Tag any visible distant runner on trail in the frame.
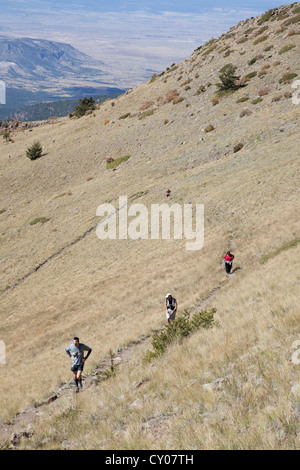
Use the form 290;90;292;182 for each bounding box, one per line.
223;251;235;274
165;293;177;323
65;337;92;393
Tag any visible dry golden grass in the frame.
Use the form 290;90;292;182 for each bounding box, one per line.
18;249;300;449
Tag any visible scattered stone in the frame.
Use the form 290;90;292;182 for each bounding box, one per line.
62;439;71;450
129;398;143;410
40;437;51;446
290;384;300;397
10;430;34;446
203;383;214;392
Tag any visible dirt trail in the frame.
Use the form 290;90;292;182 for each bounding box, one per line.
0;275;233;448
189;276;229;315
0;193;147;296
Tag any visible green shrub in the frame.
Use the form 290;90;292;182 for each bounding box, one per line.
261;238;300;264
26;141;43;160
273;6;290;21
236;96;249;103
248;58;257;66
245;71;257;79
218;45;230;54
255;26;269;35
72;97;96;118
54;193;67;199
2;131;10;142
279;73;298;84
106;155;131;169
0;442;11;450
276;15;289;22
138;109;156;120
119;113;131;120
144;309;216;361
216;64;243;93
252;97;263;104
282;14;300;27
30;217;50;225
202;44;217;56
149;74;157;83
279;44;296;54
258;9;275;25
248;54;263;66
129;190;148;200
237;37;248;44
264;45;274;52
253;35;268;45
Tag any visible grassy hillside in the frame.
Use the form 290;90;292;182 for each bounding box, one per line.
0;2;300;450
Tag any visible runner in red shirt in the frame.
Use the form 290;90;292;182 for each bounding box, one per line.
223;251;234;274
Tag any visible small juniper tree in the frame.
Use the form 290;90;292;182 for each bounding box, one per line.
26;141;43;160
3;131;10;142
217;64;242;93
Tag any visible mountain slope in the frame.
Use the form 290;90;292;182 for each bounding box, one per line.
0;2;300;450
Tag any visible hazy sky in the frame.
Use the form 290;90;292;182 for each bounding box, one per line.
0;1;287;72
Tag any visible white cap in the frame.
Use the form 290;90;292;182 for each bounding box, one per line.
165;293;172;298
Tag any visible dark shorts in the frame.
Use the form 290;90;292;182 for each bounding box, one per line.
225;262;232;273
71;363;84;372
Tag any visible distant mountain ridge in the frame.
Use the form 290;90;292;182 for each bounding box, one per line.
0;36;130;119
0;36;107;87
